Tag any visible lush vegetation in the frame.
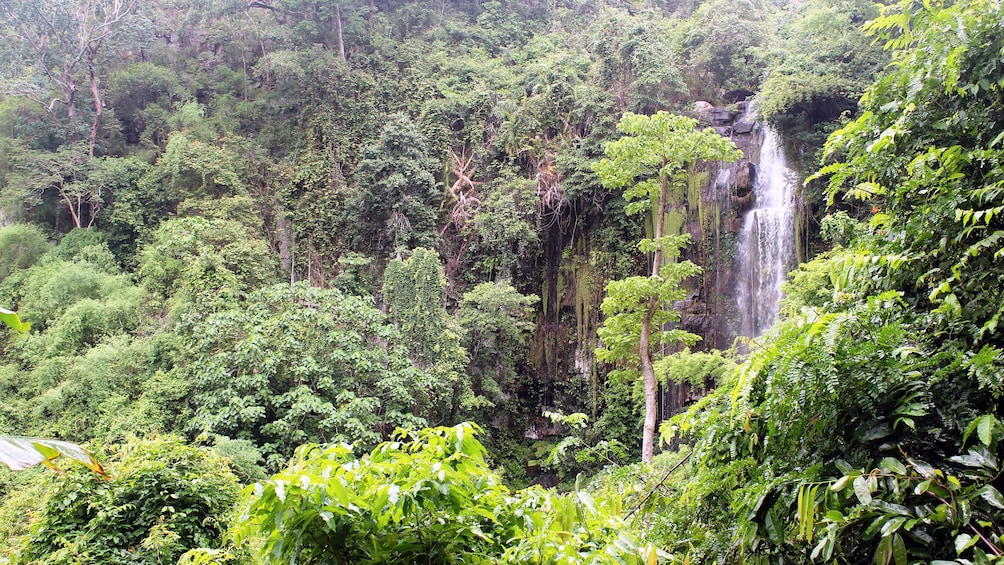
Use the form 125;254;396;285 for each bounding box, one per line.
0;0;1001;563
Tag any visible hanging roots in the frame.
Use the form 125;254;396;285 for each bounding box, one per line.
442;147;482;235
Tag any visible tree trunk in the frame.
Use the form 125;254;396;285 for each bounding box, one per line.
335;5;346;62
639;164;670;463
367;0;374;36
58;184;82;229
87;66;102;157
64;81;76;129
640;296;658;463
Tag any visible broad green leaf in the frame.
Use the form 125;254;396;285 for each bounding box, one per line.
764;508;783;545
854;476;873;505
978;415;994;446
0;307;29;333
824;510;845;523
893;533;907;565
978;485;1004;509
955;533;978;555
879;457;908;475
0;435;106;477
874;534;893;565
576;491;598;515
881;516;907;537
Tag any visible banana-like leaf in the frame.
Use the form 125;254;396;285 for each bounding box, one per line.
0;307;29;333
0;435;107;478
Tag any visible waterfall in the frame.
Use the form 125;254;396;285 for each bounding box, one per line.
735;125;797;338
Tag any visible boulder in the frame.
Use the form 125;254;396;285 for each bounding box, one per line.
735;162;756;190
711;108;733;124
733;118;756;134
694;100;715;123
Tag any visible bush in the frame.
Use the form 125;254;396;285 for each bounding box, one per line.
11;436;242;565
0;224;49;283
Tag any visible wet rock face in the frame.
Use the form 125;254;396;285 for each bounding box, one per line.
681;99;766;353
694;100;715;122
733;118;755;134
735;162;756;193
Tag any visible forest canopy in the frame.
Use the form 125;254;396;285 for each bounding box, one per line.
0;0;1002;564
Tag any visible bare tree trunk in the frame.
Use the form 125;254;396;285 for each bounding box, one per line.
367;0;374;36
335;5;346;62
58;184;82;229
639;166;670;463
87;66;101;156
640;297;658;463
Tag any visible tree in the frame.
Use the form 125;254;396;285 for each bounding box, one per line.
457;281;538;421
593;112;741;462
348;113;442;257
8;143;104;229
382;248;468;423
187;283;432;470
0;224;50;283
0;0;141;154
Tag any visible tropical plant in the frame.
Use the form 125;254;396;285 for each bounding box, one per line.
235;423;660;565
0;435;105;478
593;111;742;462
11;435;241;565
187;282;431;470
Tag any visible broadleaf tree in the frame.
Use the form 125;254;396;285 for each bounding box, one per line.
593;112;741;462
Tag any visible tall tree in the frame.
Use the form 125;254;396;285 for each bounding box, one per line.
0;0;140;155
593;112;741;462
349;113;442;257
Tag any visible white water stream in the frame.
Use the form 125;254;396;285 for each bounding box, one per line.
735;126;797;338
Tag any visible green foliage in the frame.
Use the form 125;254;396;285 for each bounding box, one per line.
87;156;159;263
383;248;468;422
0;307;29;334
10;256;137;334
187;283;431;470
383;248;454;365
588;11;687;113
0;224;49;283
106;62;186;147
596;251;702;365
4;143;99;229
681;0;767;93
235;423;659;565
654;348;736;389
811;0;1004;342
137;216;277;317
758;0;885;125
470;172;540;281
801;416;1004;564
150;131;249;202
11;436;241;565
348;113;442;256
593;112;743;219
458;281;539;420
540;411;630;483
235;423;510;564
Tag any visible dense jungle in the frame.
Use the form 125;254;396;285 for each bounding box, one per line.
0;0;1002;563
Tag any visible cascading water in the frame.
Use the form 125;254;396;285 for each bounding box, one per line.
735;125;797;338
